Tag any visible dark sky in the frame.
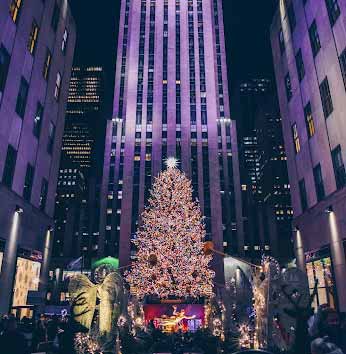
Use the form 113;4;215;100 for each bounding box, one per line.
69;0;277;100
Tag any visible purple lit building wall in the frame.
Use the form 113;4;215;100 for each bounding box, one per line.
271;0;346;310
99;0;244;282
0;0;75;313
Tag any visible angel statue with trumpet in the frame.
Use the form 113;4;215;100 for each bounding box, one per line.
68;265;129;354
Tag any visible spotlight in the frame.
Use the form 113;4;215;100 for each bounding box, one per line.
15;205;23;214
48;225;54;232
325;206;333;214
293;226;299;232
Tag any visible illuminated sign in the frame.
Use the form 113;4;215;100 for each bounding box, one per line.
144;304;205;333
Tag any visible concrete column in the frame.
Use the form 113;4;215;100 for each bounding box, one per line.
39;229;53;292
294;228;306;271
0;211;21;314
328;212;346;312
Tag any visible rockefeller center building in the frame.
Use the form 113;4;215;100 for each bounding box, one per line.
271;0;346;311
99;0;244;282
0;0;76;314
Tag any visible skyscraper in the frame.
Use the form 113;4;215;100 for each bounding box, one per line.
52;66;106;278
62;66;105;172
0;0;76;314
236;79;293;262
271;0;346;310
99;0;243;282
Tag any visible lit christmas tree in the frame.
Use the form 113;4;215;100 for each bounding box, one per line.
126;158;215;299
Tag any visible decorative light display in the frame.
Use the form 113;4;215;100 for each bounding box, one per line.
74;333;102;354
239;324;251;349
126;162;214;299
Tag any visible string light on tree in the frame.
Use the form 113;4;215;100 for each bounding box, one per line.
125;161;214;299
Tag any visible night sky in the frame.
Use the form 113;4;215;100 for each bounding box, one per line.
69;0;277;103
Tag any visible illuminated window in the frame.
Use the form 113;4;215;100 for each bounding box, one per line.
291;123;300;154
43;49;52;80
28;21;39;55
9;0;22;24
54;72;61;100
304;102;315;138
306;252;336;309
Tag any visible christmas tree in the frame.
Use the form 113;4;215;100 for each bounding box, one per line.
126;158;215;299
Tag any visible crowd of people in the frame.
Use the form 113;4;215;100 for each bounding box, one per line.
0;304;345;354
0;313;75;354
308;305;346;354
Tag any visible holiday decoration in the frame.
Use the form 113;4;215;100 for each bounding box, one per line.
69;267;128;353
126;160;214;299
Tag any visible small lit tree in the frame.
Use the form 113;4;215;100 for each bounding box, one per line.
126;158;214;299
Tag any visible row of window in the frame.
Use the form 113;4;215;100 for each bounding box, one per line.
2;145;49;210
298;144;346;211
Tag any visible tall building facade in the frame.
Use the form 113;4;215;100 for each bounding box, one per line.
0;0;76;314
271;0;346;310
236;79;293;262
100;0;244;282
62;66;105;171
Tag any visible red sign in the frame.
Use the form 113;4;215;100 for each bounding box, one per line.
143;304;205;333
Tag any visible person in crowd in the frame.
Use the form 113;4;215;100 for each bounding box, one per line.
0;316;29;354
311;336;344;354
309;305;343;348
32;316;47;352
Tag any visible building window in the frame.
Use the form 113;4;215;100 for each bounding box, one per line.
54;72;61;100
292;123;300;154
23;164;34;201
0;45;10;96
279;28;285;54
332;145;346;189
339;47;346;89
51;3;60;32
295;49;305;82
306;249;336;309
288;3;296;32
299;179;308;211
304;102;315;138
325;0;340;27
320;77;333;118
39;178;48;210
43;49;52;80
2;145;17;188
9;0;23;24
15;77;29;118
33;102;43;138
309;20;321;57
47;122;55;154
61;28;68;54
313;164;325;201
285;73;292;101
28;21;39;55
